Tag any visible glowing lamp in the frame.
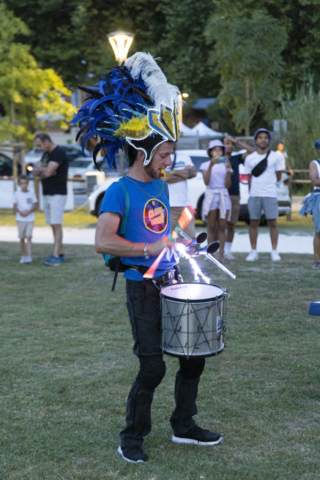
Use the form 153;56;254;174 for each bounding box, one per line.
107;31;134;64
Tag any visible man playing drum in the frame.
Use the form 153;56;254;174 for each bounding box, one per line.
72;53;222;464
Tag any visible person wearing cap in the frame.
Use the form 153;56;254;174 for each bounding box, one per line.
299;139;320;269
200;140;232;262
223;135;255;259
165;143;197;238
244;129;283;262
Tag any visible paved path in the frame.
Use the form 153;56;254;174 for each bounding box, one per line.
0;226;313;254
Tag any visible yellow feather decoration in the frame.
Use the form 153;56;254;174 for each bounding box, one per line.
114;116;151;139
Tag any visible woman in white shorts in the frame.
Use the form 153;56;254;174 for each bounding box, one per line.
200;140;232;262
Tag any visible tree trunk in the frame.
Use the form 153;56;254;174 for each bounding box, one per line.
245;78;250;136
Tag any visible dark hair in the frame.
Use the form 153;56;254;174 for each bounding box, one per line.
34;132;52;143
18;174;29;183
124;144;138;167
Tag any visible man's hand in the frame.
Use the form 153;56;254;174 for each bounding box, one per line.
224;135;237;144
148;235;176;256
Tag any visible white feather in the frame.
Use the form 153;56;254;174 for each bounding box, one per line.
125;52;180;109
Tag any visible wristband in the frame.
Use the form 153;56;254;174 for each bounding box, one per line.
144;243;149;259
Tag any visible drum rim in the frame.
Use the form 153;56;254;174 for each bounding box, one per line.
160;282;226;303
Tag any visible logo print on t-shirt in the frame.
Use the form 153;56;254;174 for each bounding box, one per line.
143;199;168;233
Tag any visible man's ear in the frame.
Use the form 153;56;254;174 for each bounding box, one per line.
136;149;146;162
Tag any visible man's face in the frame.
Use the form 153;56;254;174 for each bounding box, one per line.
35;138;50;153
255;132;270;150
223;138;234;153
145;142;174;179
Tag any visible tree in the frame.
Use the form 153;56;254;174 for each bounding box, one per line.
205;11;287;135
0;4;76;146
5;0;218;97
280;85;320;170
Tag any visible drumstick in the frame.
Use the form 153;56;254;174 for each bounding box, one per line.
177;207;193;231
143;209;192;279
143;247;168;279
206;253;236;279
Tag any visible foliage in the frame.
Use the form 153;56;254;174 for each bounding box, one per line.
0;4;76;146
4;0;218;97
279;85;320;169
206;99;238;136
205;11;287;135
4;0;320;132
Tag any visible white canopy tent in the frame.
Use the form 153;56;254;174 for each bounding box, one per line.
180;123;194;136
191;121;223;137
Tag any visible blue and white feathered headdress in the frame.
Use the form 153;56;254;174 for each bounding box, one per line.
71;52;181;168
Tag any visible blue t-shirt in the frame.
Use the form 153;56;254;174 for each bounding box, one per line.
228;153;244;196
100;176;177;280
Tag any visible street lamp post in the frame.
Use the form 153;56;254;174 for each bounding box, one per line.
107;31;134;175
178;92;189;125
107;31;134;65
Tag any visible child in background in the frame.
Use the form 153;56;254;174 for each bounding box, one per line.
13;175;38;264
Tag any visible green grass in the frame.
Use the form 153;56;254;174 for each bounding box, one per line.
1;243;320;479
0;209;98;228
1;209;315;232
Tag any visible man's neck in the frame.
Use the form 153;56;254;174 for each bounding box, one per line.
257;147;268;155
48;143;57;153
128;161;152;182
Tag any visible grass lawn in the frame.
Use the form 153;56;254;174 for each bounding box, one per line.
0;208;315;234
0;209;98;229
1;243;319;479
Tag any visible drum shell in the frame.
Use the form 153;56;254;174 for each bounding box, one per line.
160;283;228;358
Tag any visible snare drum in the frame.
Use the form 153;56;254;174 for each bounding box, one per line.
160;282;228;358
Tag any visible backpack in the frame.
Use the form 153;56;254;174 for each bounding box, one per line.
101;179;130;291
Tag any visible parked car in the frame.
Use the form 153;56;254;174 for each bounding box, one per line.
0;152;21;176
87;149;292;220
25;144;90;167
68;158;93;193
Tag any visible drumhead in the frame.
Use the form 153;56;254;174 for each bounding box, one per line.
161;282;225;302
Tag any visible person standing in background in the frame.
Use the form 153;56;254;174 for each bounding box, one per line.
299;139;320;269
13;175;38;264
276;142;294;176
223;135;254;259
33;133;68;266
165;144;197;238
200;140;232;263
245;129;282;262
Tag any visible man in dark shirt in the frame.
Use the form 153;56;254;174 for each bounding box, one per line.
223;135;254;259
33;133;68;266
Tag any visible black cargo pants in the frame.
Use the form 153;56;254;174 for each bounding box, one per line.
119;276;205;448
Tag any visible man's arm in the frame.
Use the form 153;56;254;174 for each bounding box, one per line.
309;162;320;187
248;174;252;192
95;211;174;256
33;161;59;179
276;171;282;182
165;166;197;184
286;159;294;176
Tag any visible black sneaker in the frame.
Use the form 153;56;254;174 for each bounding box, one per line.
118;445;147;463
172;425;222;445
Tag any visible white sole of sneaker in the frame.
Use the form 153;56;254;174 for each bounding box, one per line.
117;446;145;463
172;435;222;446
